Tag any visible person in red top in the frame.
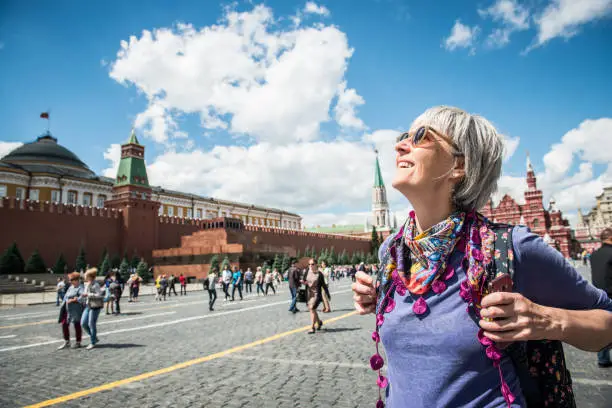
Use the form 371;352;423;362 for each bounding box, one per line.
179;274;187;296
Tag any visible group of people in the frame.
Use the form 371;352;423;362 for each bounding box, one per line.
154;273;187;301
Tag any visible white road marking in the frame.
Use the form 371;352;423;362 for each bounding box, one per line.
0;334;17;339
0;289;353;353
97;312;176;326
572;378;612;387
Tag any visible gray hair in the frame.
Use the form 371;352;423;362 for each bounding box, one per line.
411;106;504;211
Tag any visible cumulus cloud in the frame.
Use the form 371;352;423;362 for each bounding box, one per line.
503;135;520;162
109;4;360;145
102;144;122;178
478;0;530;47
0;142;23;159
530;0;612;50
303;2;330;16
443;20;480;54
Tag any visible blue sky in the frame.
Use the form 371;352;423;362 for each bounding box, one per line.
1;0;611;227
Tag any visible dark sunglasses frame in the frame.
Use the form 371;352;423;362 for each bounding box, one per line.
396;126;463;156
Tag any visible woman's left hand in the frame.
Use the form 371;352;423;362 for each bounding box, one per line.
479;292;559;342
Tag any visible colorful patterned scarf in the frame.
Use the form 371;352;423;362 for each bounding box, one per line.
402;211;465;295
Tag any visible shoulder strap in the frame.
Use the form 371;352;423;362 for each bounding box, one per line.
491;224;514;281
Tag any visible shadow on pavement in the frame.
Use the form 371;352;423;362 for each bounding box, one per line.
322;327;361;333
95;343;145;349
113;312;143;316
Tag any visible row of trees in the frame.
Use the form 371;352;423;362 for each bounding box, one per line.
0;243;152;282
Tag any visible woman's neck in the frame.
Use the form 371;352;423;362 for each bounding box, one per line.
411;198;454;234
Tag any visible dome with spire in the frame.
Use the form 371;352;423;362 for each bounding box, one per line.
0;132;95;178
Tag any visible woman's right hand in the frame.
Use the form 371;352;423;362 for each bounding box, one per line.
352;271;377;315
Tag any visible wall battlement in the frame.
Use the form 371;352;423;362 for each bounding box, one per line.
243;225;369;241
0;197;122;219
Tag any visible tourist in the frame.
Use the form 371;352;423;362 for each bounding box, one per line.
154;274;162;301
103;273;114;314
231;265;243;301
81;268;103;350
168;274;178;297
222;266;232;301
273;268;282;287
304;259;327;334
287;260;301;313
264;268;276;295
591;227;612;368
320;261;332;313
56;277;65;307
206;269;218;311
131;273;141;302
255;266;265;296
57;272;84;350
244;267;254;294
109;273;122;314
179;273;187;295
352;106;612;407
160;274;168;301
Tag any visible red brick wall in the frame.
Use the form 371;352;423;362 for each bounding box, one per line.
0;198;122;271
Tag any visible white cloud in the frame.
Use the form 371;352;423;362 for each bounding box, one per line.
503;135;520;162
304;2;330;17
531;0;612;49
0;142;23;159
443;20;480;53
479;0;530;47
102;144;122;178
109;4;356;145
334;81;366;130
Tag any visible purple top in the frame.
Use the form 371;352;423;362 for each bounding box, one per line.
378;226;612;408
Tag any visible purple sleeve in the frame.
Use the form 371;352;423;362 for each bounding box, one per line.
512;226;612;312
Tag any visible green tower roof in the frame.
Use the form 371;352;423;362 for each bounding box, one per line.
115;130;149;187
374;154;384;187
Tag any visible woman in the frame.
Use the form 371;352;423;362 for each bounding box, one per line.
352;106;612;408
131;273;141;301
255;266;264;296
304;259;327;334
320;261;332;313
81;268;103;350
57;272;85;350
206;269;218;311
264;268;275;295
244;267;254;294
103;272;114;315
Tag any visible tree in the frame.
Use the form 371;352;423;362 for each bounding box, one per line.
371;226;380;256
9;243;25;273
25;249;46;274
281;253;290;273
310;246;317;259
350;252;359;265
119;257;130;280
209;254;220;273
75;245;87;273
328;246;336;265
339;249;349;265
220;255;230;271
0;243;23;275
295;249;301;259
304;245;310;258
98;248;108;270
272;254;281;271
52;253;67;275
131;253;141;269
99;254;111;276
110;253;121;269
136;260;150;282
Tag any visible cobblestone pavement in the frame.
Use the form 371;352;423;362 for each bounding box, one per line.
0;266;610;408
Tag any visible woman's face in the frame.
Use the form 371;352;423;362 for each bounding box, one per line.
71;278;79;287
391;125;461;200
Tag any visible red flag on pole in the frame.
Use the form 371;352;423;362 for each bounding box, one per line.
40;112;49;119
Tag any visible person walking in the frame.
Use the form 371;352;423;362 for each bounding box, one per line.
320;261;332;313
168;274;178;297
160;275;168;301
352;106;612;408
131;273;141;302
103;273;114;315
81;268;103;350
206;269;218;311
244;267;254;294
179;273;187;295
255;266;265;296
288;260;301;313
154;274;162;301
304;259;327;334
56;278;65;306
222;266;232;301
57;272;85;350
264;268;276;295
231;265;243;301
591;227;612;368
109;273;122;314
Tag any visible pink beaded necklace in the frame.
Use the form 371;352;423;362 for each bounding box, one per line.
370;210;515;408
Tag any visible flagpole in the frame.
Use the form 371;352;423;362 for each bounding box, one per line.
47;108;51;133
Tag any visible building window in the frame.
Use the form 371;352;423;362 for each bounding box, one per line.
0;185;6;197
29;189;39;201
97;195;106;208
187;208;193;218
16;187;25;200
159;205;164;215
67;191;78;205
82;193;92;206
196;209;202;219
51;190;60;203
178;208;184;217
168;207;174;216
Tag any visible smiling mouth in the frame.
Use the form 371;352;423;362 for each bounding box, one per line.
397;162;414;169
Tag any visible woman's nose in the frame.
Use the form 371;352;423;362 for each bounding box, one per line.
395;141;411;154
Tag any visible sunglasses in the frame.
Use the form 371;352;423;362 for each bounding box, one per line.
397;126;463;155
309;263;316;266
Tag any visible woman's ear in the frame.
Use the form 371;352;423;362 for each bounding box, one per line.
451;156;465;181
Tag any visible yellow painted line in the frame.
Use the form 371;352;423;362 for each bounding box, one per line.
24;311;358;408
0;319;54;329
